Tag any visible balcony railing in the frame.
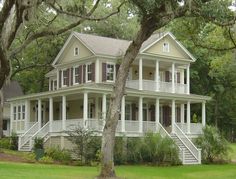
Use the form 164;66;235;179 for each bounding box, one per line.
126;80;187;94
176;123;203;135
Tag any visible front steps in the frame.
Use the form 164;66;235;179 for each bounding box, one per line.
170;133;200;164
19;141;31;151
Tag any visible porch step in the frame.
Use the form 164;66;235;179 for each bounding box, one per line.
19;141;31;152
170;134;199;165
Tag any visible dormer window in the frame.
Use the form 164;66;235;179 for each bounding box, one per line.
74;47;79;56
163;42;169;52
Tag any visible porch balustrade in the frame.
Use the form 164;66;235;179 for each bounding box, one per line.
176;123;203;135
126;80;187;94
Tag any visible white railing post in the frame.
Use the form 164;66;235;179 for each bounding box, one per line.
38;99;42;130
139;58;143;90
155;98;160;131
83;92;88;128
172;63;175;93
198;149;202;164
171;100;176;133
62;95;66;131
187;101;191;134
202;101;206;127
121;96;125;133
182;148;185;164
49;97;53;132
155;60;159;91
139;97;143;133
186;64;190;94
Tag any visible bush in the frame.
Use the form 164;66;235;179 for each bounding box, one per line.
67;127;101;165
195;125;230;163
114;137;127;164
45;147;72;163
0;137;11;149
10;133;18;150
34;137;44;150
39;156;54;164
126;137;142;164
140;132;180;165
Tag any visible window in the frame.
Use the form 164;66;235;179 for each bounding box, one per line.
74;47;79;56
125;103;131;121
74;66;80;84
13;106;16;120
106;63;115;81
18;106;21;120
3;120;7;130
62;69;68;86
53;80;57;90
86;64;92;82
22;105;25;120
163;42;169;52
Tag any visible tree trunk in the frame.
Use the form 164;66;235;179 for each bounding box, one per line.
0;90;4;138
98;17;158;178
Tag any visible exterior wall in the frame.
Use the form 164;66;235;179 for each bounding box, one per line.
59;36;93;64
144;36;190;59
44;136;75;150
3;103;10;119
67;99;83;119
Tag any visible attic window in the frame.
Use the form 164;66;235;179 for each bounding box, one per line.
163;42;169;52
74;47;79;56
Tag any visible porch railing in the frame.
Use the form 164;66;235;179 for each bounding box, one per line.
143;121;156;133
66;119;84;131
125;120;139;132
176;123;203;135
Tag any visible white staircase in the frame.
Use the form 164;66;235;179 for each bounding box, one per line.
18;122;50;151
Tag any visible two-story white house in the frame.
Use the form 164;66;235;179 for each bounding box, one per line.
8;32;210;164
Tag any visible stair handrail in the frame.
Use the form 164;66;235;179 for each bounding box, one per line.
18;122;39;149
30;122;50;150
174;123;201;163
158;123;184;162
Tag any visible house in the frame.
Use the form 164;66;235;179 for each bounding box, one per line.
8;32;210;164
1;81;23;136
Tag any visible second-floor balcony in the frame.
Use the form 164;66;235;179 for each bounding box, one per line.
126;80;188;94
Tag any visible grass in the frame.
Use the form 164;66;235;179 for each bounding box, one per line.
229;143;236;161
0;162;236;179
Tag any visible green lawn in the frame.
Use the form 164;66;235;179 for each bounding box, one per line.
1;162;236;179
230;143;236;161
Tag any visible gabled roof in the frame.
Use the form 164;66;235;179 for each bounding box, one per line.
2;81;23;102
52;31;196;66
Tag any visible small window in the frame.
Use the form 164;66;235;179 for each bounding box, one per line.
18;106;21;120
62;69;68;86
86;64;92;82
125;103;132;121
74;67;80;84
3;120;7;130
74;47;79;56
13;106;17;120
53;80;57;90
22;105;25;120
106;63;115;81
163;42;169;52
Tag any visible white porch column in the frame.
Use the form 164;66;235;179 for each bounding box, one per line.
180;69;185;84
155;98;160;131
171;100;176;133
180;103;185;124
10;103;14;133
138;97;143;133
186;64;190;94
202;101;206;127
95;59;100;83
187;101;191;134
172;63;175;93
57;69;59;89
83;92;88;128
139;58;143;90
25;100;30;130
62;96;66;131
121;96;125;132
95;96;99;119
155;60;160;91
49;97;53;132
102;94;107;120
38;99;42;129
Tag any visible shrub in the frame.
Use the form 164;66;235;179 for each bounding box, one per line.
0;137;11;149
39;156;54;164
126;137;142;164
45;147;72;163
24;153;36;162
34;137;44;150
114;137;127;164
67;127;101;165
10;133;18;150
195;125;230;163
140;132;180;165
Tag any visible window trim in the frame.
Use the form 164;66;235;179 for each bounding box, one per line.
61;68;68;87
86;63;92;82
106;62;116;82
163;42;170;52
74;47;79;56
73;66;80;85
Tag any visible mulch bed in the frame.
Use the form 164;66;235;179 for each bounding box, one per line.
0;151;28;163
